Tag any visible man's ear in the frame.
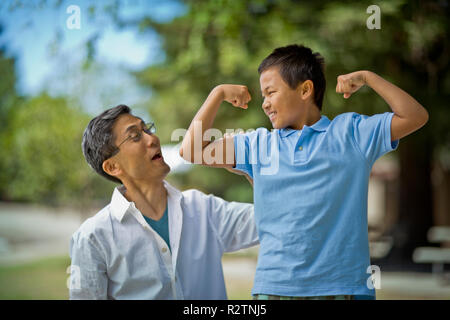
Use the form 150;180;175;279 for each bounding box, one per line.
102;158;121;179
299;80;314;100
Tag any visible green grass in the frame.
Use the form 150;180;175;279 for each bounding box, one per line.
0;256;71;300
0;254;253;300
225;281;254;300
222;253;256;300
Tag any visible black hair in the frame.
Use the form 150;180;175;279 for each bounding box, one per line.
81;104;131;184
258;44;326;110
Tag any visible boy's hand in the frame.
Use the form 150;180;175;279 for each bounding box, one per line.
336;71;367;99
217;84;251;109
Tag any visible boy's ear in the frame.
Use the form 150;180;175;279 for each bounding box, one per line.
102;158;121;179
299;80;314;100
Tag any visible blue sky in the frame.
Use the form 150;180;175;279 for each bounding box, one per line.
0;0;191;172
0;0;185;103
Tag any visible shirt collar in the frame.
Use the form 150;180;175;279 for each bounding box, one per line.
279;115;330;138
110;185;132;222
110;180;183;223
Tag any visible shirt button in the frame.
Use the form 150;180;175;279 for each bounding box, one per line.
162;247;168;253
298;146;303;151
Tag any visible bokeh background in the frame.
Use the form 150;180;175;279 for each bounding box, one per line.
0;0;449;299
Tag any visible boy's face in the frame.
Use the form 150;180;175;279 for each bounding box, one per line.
260;66;308;130
105;113;170;183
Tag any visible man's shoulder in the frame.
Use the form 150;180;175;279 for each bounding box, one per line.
181;189;230;211
181;188;210;204
71;205;113;243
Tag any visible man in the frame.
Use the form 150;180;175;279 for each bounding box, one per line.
69;104;258;299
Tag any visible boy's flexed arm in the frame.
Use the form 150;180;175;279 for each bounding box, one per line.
336;71;429;141
179;84;251;167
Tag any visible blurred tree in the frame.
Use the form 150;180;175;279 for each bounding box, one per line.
0;3;121;208
132;0;449;267
0;43;22;199
3;0;448;265
3;93;116;207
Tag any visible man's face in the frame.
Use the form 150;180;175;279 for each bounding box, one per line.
109;114;170;183
260;66;306;130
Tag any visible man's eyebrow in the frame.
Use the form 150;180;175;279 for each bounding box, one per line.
124;120;146;134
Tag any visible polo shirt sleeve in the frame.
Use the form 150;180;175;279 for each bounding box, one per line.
233;133;254;178
69;231;108;300
205;193;259;253
351;112;399;166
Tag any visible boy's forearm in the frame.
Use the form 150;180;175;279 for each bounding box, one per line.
180;85;224;162
245;174;254;187
363;71;429;125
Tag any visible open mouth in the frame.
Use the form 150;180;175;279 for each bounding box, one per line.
151;152;163;161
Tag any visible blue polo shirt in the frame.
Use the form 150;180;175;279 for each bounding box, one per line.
234;112;399;297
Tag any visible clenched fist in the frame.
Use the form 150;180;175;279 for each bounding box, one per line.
216;84;251;109
336;71;368;99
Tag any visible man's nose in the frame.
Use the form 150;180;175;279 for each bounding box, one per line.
144;132;159;147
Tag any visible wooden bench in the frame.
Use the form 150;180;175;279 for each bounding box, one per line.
412;226;450;285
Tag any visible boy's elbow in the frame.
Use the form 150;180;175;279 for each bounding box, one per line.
422;108;429;125
179;147;195;163
179;148;190;162
418;107;429;128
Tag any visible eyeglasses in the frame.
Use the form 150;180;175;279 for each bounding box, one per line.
117;122;156;149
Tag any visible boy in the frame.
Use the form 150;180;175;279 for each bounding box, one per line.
179;44;428;299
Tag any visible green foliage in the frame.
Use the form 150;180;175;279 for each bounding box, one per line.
0;49;21;198
2;0;448;206
2;93;115;206
135;0;449;201
0;50;17;126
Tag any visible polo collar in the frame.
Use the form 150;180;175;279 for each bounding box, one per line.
279;115;330;138
110;180;183;223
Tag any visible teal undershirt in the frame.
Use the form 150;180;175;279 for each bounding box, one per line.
143;203;171;253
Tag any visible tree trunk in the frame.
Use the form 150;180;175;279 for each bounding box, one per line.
377;133;434;271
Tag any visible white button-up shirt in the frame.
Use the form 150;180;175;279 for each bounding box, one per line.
69;181;258;300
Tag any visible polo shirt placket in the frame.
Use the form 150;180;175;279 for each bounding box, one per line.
293;129;310;164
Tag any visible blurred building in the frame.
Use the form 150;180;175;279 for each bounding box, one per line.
368;154;450;260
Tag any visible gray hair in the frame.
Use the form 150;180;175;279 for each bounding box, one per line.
82;104;132;184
